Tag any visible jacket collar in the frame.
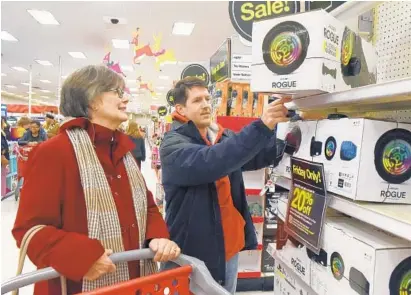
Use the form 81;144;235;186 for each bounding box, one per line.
60;117;134;164
171;111;225;146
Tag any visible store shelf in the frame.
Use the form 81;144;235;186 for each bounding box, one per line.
286;77;411;111
238;272;262;279
275;176;411;242
330;1;381;21
252;216;264;223
245;189;262;196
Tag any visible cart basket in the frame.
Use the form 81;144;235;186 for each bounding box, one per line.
1;249;230;295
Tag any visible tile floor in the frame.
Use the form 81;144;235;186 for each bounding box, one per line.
1;144;272;295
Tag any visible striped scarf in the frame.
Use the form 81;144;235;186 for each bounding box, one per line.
66;125;157;292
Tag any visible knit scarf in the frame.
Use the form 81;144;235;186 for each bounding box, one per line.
65;125;157;292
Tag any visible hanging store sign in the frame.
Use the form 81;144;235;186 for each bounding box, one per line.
210;38;231;84
181;64;210;86
166;89;175;106
228;1;301;42
285;157;328;254
306;1;346;12
157;106;168;117
231;54;252;82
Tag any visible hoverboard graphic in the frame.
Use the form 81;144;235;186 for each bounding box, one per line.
262;21;310;75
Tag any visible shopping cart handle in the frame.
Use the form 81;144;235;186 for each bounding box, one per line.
1;249;230;295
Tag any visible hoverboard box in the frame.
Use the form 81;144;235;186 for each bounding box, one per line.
275;120;317;179
313;118;411;204
250;10;377;98
274;258;315;295
310;216;411;295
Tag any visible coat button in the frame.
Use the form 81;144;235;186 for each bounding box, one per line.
117;175;121;179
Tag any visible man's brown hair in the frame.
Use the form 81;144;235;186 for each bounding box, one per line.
172;77;208;106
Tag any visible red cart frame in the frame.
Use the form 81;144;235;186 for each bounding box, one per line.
1;249;230;295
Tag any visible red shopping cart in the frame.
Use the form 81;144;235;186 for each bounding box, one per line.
1;249;231;295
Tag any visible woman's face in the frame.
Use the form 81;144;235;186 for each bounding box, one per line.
90;88;129;126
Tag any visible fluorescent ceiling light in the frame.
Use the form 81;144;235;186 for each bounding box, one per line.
68;52;86;59
160;61;178;67
27;10;59;25
1;73;6;76
156;92;162;96
129;87;138;92
121;65;133;72
5;85;16;89
127;79;136;84
159;75;169;80
21;82;30;86
112;39;130;49
156;86;165;90
40;95;49;99
1;31;18;42
40;79;51;83
61;75;68;79
27;91;36;94
152;97;159;100
40;89;51;93
132;94;139;97
12;66;28;72
35;60;53;66
172;22;195;36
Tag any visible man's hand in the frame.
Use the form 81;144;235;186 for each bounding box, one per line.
261;96;292;130
149;238;181;262
84;249;116;281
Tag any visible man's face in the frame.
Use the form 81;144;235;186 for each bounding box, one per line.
30;123;40;134
177;86;212;129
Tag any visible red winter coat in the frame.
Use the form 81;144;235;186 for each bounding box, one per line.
12;118;169;295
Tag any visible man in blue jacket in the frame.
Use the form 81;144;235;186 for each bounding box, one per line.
160;77;289;294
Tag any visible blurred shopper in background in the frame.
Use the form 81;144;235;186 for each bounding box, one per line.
18;120;48;146
127;121;146;169
2;117;11;140
43;112;60;138
13;65;179;295
15;116;31;139
160;77;289;294
1;117;10;198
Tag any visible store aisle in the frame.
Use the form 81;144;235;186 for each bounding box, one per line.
0;141;272;295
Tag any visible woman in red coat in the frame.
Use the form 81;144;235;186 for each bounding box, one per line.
12;65;180;295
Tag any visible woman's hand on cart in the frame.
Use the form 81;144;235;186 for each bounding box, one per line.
84;249;117;281
149;238;181;262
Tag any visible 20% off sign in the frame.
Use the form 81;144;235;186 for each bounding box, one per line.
285;157;328;254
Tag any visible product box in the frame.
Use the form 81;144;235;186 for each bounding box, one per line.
261;237;276;273
251;10;377;97
215;81;229;116
274;259;315;295
310;216;411;295
228;83;243;116
276;239;312;286
241;84;253;117
314;118;411;203
275;120;317;178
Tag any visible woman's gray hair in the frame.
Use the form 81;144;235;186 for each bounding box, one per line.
60;65;125;118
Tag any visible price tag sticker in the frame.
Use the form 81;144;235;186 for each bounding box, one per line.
285;157;328;254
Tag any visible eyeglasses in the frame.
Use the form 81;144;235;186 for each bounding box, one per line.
109;88;125;99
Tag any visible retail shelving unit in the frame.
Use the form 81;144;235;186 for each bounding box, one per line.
275;176;411;242
286;77;411;111
270;2;411;294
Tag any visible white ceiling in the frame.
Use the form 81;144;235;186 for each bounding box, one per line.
1;1;237;111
